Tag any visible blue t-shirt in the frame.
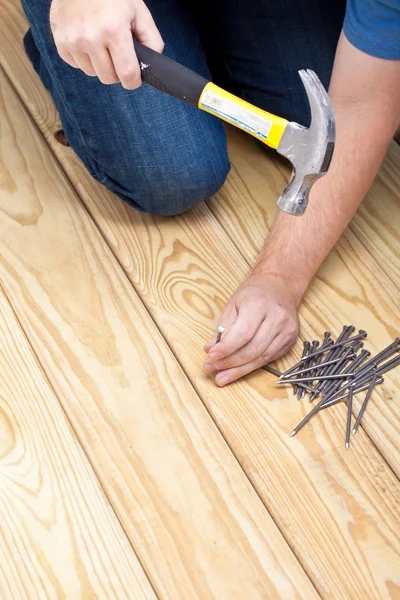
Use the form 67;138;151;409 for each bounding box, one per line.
344;0;400;60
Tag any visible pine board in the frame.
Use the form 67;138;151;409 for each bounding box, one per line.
0;3;399;598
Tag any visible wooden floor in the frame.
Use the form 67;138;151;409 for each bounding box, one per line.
0;1;399;598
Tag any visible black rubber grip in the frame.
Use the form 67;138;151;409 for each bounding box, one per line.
133;40;209;106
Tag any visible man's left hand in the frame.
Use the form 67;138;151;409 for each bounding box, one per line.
203;271;299;386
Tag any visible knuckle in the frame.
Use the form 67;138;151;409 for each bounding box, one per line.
54;33;69;49
256;353;269;368
78;32;97;49
288;321;299;340
102;23;121;39
275;306;290;327
120;65;139;80
246;341;262;360
252;296;268;312
235;325;252;345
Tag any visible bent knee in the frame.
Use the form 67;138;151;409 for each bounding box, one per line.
99;151;230;216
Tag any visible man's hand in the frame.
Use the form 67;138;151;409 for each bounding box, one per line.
50;0;164;89
203;272;299;386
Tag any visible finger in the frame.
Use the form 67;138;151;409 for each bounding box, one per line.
206;318;279;372
215;333;295;386
108;29;141;89
203;303;237;354
207;304;265;361
90;48;119;84
55;46;79;68
132;3;164;53
73;52;97;76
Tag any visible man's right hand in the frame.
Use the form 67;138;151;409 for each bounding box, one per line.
50;0;164;89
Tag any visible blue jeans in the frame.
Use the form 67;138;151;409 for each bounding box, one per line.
22;0;345;215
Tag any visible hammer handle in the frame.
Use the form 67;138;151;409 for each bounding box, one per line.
133;40;288;149
134;40;209;106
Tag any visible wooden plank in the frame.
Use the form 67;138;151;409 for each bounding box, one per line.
350;140;400;290
1;8;399;600
0;292;155;599
0;60;317;600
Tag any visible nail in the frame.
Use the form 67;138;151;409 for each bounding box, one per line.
345;386;354;448
293;341;310;399
281;340;322;380
290;376;383;438
262;365;282;377
352;342;399;381
298;341;312;400
320;377;383;409
352;374;378;435
302;340;319;398
216;325;225;344
308;336;330;398
279;355;348;379
209;351;222;361
317;347;350;394
305;328;354;399
322;346;366;398
290;398;325;436
218;376;229;386
342;349;371;375
278;372;355;385
300;330;367;363
375;353;400;375
322;366;378;405
204;361;218;372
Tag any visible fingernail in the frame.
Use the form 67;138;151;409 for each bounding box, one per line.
209;351;222;360
217;376;229;386
204;361;218;373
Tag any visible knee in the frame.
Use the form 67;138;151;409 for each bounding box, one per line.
100;149;230;216
94;120;230;215
148;155;230;216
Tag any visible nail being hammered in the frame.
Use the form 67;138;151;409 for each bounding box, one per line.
216;325;225;344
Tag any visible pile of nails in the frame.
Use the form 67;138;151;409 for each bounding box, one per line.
263;326;400;448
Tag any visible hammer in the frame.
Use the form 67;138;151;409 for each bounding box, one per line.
134;41;335;216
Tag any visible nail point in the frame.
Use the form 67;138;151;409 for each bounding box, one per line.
346;442;349;449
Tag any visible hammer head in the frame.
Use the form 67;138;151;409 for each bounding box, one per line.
276;70;335;216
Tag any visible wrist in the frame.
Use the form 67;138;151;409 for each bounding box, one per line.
250;261;309;307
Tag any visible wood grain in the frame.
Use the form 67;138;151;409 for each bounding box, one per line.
350;140;400;290
1;4;399;598
0;61;317;600
0;291;155;599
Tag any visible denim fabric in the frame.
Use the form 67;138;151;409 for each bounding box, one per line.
22;0;345;215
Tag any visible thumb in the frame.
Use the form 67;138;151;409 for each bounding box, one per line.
204;302;238;353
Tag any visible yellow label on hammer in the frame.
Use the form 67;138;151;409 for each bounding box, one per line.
199;83;288;149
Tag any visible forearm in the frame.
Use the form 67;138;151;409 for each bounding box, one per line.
254;32;400;302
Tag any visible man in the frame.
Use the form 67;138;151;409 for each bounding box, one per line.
22;0;400;386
